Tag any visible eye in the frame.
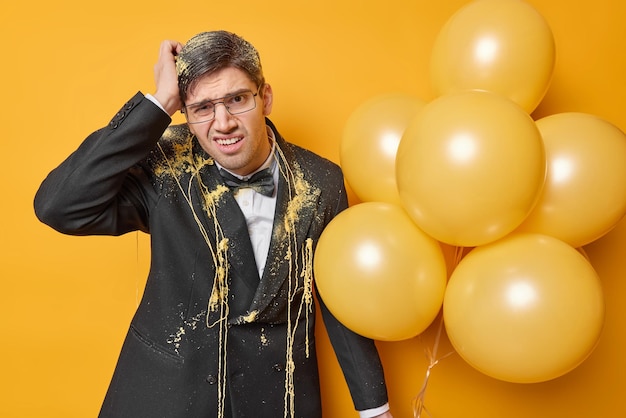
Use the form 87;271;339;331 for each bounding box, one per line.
192;102;214;115
229;94;246;104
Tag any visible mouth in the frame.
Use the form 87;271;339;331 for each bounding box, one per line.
215;135;243;147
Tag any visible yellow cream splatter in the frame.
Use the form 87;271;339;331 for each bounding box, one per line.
271;144;319;418
260;328;269;347
156;131;320;418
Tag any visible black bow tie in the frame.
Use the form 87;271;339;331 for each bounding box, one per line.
219;167;275;197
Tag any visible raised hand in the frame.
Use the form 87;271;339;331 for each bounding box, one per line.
153;39;183;116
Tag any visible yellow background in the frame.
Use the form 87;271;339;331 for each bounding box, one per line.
2;0;625;417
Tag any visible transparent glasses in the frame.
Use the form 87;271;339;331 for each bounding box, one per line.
183;89;259;124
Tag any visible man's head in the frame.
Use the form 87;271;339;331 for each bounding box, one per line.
176;31;265;103
176;31;274;176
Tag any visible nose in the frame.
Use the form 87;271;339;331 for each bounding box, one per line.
212;102;237;131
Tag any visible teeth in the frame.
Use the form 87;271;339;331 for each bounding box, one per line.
216;137;241;146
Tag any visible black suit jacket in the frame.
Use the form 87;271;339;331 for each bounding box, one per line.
34;93;388;418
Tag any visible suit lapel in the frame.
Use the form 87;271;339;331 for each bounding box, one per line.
249;140;321;316
190;142;260;318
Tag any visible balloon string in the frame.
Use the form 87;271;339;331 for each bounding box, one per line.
412;245;462;418
412;315;454;418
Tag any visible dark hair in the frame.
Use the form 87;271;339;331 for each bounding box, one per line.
176;30;265;103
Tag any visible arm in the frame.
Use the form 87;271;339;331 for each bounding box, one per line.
34;95;170;235
318;294;391;414
34;41;183;235
313;171;392;416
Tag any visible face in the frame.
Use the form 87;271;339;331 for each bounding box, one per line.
185;67;273;176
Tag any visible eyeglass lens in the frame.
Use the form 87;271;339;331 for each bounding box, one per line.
185;91;257;123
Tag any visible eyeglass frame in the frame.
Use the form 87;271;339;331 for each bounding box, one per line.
181;88;261;124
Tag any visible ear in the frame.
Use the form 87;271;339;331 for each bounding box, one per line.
261;83;273;116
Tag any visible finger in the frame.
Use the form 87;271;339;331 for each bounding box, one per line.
159;40;182;59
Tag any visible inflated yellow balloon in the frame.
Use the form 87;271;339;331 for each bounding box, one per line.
314;202;447;341
516;113;626;247
341;94;425;205
430;0;555;113
444;233;604;383
396;90;545;247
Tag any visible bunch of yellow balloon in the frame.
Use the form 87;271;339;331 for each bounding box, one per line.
315;0;625;384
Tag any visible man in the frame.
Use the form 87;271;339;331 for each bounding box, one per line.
34;31;392;418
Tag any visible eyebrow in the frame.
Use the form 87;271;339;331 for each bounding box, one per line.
186;88;253;108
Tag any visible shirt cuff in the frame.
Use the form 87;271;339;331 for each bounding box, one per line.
359;403;390;418
144;93;167;113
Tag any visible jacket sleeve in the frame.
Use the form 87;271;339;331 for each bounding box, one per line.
34;93;171;236
318;294;389;411
316;176;389;411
